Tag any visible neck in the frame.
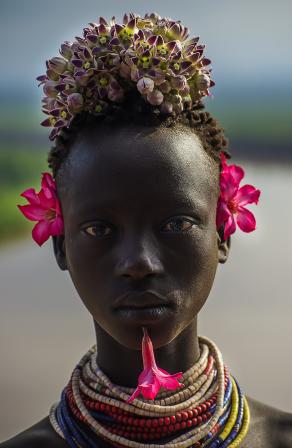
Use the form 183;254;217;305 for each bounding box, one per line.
93;318;201;387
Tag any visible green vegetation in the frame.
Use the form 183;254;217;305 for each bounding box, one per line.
0;148;48;245
0;104;41;133
207;95;291;140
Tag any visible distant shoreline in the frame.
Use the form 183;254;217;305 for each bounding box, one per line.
1;131;291;163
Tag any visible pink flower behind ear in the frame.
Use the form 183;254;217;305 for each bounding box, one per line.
127;328;184;403
17;172;64;246
216;153;261;241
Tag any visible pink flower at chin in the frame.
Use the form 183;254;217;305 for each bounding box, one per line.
127;328;184;403
216;153;261;241
17;172;64;246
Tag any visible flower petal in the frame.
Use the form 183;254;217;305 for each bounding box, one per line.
17;204;46;221
224;214;236;240
127;328;184;402
235;184;261;207
139;376;160;400
142;328;157;370
220;171;238;202
236;207;256;233
41;118;52;127
127;387;141;403
155;367;183;389
32;220;51;246
229;164;245;185
38;189;55;209
41;171;56;191
216;198;232;228
20;188;40;205
49;216;64;236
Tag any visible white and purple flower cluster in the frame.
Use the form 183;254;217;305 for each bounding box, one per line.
37;12;214;140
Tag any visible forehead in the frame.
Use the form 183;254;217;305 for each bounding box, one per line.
58;124;219;214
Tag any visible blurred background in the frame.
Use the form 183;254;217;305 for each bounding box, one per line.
0;0;291;442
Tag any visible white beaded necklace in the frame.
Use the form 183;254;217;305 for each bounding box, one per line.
49;335;230;447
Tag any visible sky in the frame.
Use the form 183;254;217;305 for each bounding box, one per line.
0;0;291;146
1;0;291;93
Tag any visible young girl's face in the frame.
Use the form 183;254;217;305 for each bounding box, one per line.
54;123;228;349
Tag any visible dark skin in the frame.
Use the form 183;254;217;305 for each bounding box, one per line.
1;123;292;447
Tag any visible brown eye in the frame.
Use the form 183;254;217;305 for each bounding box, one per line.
161;217;195;233
84;223;112;238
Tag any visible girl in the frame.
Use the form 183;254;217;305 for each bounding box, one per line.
2;12;292;448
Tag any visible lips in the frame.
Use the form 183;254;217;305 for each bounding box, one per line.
113;289;172;310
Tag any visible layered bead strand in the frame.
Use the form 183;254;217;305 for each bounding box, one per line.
49;335;250;447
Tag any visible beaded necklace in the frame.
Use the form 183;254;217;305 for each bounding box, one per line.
49;335;250;447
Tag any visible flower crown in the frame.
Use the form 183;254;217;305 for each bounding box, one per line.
18;12;261;245
37;12;214;141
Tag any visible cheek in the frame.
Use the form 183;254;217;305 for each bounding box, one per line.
64;235;109;314
173;228;219;316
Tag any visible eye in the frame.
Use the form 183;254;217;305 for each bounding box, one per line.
83;222;112;238
161;217;195;233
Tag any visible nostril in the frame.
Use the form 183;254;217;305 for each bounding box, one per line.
115;256;163;279
120;268;161;279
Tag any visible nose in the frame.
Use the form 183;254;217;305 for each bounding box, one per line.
114;235;164;279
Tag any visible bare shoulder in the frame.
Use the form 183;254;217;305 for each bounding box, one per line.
241;395;292;448
0;416;67;448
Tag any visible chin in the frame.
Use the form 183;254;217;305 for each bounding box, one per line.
109;318;180;350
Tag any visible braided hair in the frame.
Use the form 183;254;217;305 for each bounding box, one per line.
47;94;229;187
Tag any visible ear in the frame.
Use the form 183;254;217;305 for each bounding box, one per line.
52;235;68;271
217;228;231;264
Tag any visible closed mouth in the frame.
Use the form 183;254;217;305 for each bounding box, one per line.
114;303;173;322
113;289;172;310
116;304;171;310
